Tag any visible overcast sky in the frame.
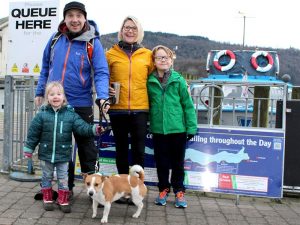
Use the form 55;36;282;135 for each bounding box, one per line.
1;0;299;50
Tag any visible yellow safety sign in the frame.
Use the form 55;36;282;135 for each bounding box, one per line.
11;63;18;73
33;64;40;73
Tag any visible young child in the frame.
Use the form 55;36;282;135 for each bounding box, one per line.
147;45;197;208
24;81;102;213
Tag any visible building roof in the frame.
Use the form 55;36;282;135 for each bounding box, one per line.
0;17;8;30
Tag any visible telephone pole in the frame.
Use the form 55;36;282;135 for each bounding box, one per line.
238;11;246;48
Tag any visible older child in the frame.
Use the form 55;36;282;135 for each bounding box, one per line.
24;81;101;213
147;45;197;208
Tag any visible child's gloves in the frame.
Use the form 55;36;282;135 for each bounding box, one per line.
187;134;194;141
96;125;105;135
24;152;32;158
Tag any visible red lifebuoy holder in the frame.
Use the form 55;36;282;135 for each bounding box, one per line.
251;51;274;72
213;50;236;71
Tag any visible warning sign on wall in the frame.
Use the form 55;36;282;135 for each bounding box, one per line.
7;0;60;76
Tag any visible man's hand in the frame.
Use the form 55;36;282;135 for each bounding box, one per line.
35;96;44;107
96;99;110;113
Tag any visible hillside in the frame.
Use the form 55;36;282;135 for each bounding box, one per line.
101;31;300;85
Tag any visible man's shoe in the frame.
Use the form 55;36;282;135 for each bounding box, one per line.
127;198;135;205
115;197;128;204
175;191;187;208
154;188;169;206
68;190;74;201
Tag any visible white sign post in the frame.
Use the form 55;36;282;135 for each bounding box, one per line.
7;0;60;76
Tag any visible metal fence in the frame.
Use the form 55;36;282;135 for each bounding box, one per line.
0;76;288;174
1;75;36;173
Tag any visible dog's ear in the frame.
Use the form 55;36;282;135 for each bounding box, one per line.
81;172;88;181
101;175;109;182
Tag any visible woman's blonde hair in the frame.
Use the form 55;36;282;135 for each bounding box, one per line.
118;15;144;44
44;81;67;106
152;45;174;61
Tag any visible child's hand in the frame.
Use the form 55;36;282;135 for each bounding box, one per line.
24;152;32;158
96;125;105;135
187;134;194;141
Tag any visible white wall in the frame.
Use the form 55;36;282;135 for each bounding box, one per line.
0;20;8;76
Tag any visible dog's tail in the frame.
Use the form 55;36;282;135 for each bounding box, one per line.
129;165;145;182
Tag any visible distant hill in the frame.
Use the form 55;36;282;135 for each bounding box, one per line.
101;31;300;85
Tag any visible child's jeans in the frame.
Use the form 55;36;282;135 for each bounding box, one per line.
40;160;68;190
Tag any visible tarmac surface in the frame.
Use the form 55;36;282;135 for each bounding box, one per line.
1;174;300;225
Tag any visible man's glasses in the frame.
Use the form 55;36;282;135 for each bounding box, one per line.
155;56;170;61
123;26;138;32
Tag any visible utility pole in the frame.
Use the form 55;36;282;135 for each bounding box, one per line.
238;11;254;49
238;11;246;48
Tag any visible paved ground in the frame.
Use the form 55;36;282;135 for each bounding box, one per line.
1;174;300;225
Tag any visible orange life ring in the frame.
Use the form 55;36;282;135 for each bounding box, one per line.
251;51;273;72
213;50;236;71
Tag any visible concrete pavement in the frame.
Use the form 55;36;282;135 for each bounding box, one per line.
1;174;300;225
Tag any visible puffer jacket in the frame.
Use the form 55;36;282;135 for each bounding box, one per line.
147;70;197;135
24;105;97;163
106;44;154;111
35;20;109;107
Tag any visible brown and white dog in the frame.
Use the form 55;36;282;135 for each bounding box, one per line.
82;165;147;223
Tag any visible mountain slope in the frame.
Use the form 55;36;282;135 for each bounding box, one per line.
101;31;300;84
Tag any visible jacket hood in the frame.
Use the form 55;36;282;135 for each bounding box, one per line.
39;104;74;112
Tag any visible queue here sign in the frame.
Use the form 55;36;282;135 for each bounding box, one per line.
7;0;59;76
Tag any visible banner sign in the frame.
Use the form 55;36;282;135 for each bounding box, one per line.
7;0;60;76
74;127;284;198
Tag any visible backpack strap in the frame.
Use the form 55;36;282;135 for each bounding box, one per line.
51;31;62;50
86;38;94;65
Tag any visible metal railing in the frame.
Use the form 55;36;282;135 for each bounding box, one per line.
190;80;288;130
2;75;36;173
0;76;288;173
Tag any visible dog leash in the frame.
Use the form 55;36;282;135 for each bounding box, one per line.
98;98;112;135
94;159;100;173
93;98;113;174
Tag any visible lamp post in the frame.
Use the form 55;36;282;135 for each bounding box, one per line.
238;11;246;48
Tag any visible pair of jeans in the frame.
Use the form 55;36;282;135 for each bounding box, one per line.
153;132;187;193
41;160;68;190
109;112;148;174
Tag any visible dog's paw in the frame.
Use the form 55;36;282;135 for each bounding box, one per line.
101;217;108;223
132;213;140;218
92;213;97;218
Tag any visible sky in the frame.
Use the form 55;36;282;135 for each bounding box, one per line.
1;0;299;50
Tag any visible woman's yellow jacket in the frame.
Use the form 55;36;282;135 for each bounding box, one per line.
106;44;154;111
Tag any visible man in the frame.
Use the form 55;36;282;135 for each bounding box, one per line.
34;1;109;199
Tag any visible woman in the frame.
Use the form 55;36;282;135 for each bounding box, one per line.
106;16;154;204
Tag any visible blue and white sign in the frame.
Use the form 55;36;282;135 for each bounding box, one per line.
184;128;284;198
74;127;284;198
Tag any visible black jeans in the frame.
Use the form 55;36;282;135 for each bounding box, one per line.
68;107;98;190
153;132;187;193
109;112;148;174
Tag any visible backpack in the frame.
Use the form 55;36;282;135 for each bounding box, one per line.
50;31;94;64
